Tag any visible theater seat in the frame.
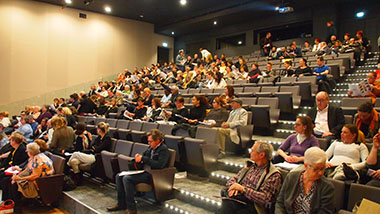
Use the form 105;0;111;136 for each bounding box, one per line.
36;153;65;205
346;183;380;211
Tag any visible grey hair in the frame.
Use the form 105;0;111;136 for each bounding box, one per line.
26;143;41;156
304;147;326;165
256;141;274;160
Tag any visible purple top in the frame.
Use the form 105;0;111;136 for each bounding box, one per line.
279;134;319;157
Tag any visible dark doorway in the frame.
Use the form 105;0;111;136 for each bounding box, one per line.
157;47;169;64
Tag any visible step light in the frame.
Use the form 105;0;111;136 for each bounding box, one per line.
178;189;221;206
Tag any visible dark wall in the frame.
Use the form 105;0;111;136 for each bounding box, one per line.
174;0;380;59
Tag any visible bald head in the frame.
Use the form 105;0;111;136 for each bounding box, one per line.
316;91;329;110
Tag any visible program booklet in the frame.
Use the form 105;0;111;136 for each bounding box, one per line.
348;79;371;97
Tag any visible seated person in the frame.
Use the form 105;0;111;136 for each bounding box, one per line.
247;63;262;83
124;98;147;120
67;122;111;184
142;88;154;106
275;147;335;214
294;58;312;77
362;133;380;187
49;116;75;156
107;129;169;214
216;98;248;155
268;46;278;60
313;57;330;92
217;141;282;214
143;98;162;122
71;122;92;152
272;116;319;164
164;97;189;124
309;91;345;144
348;71;380;103
187;95;208;124
280;61;294;77
354;101;380;142
3;142;54;204
325;124;368;180
204;97;229;127
104;98;118;118
15;116;33;143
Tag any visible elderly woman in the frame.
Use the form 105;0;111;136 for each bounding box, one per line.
273;116;319;164
49;116;75;156
36;105;52;124
3;143;54;203
275;147;335;214
325;124;368;180
0;132;28;173
67;122;111;184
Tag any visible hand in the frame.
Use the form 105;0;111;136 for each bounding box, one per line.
135;154;142;163
221;122;230;128
12;175;21;182
290;156;302;163
322;132;334;138
228;183;244;196
188;119;197;124
326;162;334;168
374;134;380;149
285;156;295;163
370;169;380;179
13;166;22;171
43;135;48;140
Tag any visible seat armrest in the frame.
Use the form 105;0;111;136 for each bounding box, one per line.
36;174;65;205
200;144;219;172
150;167;177;201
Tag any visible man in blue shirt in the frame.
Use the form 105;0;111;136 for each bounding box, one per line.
313;57;331;92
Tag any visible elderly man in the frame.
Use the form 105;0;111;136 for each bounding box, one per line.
275;147;335;214
218;141;282;214
107;129;170;214
309;91;345;144
216;98;248;156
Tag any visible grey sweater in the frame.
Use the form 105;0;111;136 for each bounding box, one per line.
275;170;335;214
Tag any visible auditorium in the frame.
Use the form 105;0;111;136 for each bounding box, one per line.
1;0;380;213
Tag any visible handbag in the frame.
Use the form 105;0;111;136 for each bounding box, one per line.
16;180;39;198
0;199;14;214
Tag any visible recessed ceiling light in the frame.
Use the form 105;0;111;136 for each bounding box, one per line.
162;42;168;47
356;11;365;18
171;32;175;35
140;15;144;18
180;0;187;6
104;6;112;13
238;41;242;45
213;21;217;25
65;0;72;4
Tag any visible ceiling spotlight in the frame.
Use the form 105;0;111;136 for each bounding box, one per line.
238;41;242;45
162;42;168;47
171;32;175;35
104;6;112;13
356;11;365;18
180;0;187;6
65;0;72;4
140;15;144;18
275;6;279;11
213;21;217;25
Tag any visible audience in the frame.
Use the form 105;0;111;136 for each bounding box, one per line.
49;116;75;156
354;102;380;142
348;71;380;103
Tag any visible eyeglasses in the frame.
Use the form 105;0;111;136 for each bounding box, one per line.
294;123;303;127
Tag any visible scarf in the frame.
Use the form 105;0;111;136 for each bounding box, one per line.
355;109;379;131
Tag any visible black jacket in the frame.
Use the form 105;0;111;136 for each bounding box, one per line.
141;143;170;169
308;104;345;137
0;143;29;169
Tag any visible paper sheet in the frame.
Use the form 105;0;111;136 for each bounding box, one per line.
119;170;145;176
274;162;301;170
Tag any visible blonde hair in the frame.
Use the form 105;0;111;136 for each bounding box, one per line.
50;116;67;128
97;122;109;134
62;107;72;115
11;132;25;144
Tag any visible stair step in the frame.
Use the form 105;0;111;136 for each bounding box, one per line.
277;120;296;129
164;199;214;214
173;178;223;212
273;129;293;139
210;170;239;185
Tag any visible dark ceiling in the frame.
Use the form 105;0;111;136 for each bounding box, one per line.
32;0;357;37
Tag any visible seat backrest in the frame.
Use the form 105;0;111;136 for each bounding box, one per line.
342;97;372;108
85;117;96;125
250;105;271;128
261;86;279;93
106;118;118;128
257;97;279;109
201;88;213;94
158;123;174;135
240;97;257;106
129;121;143;131
95;117;106;125
114;140;134;156
234;79;247;85
188;88;200;94
280;85;300;96
298;76;317;84
347;183;380;210
234;87;244;93
344;115;353;124
214;88;224;94
274;92;293;113
244;86;261;93
328;179;346;211
116;120;130;129
196;126;218;144
110;138;118;152
117;106;126;116
142;122;159;132
49;154;66;174
281;77;296;83
131;143;150;156
168;149;176;167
